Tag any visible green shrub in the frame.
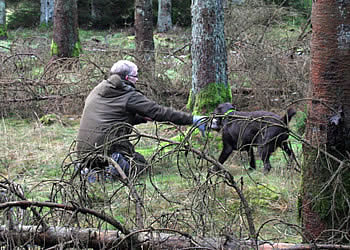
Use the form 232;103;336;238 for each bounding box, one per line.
40;114;59;126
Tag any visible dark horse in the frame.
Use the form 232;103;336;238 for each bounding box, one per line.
210;103;296;173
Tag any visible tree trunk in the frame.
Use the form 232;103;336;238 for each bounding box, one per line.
301;0;350;243
1;224;350;249
157;0;172;33
40;0;55;26
0;225;211;249
0;0;6;40
134;0;155;71
90;0;96;20
188;0;231;114
0;225;130;249
51;0;81;58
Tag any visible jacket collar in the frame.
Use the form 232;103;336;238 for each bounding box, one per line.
107;74;136;89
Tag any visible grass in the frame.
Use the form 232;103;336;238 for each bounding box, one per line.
0;116;78;179
0;114;303;242
0;15;308;243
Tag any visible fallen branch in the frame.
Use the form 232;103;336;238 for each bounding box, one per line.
0;93;87;103
0;225;126;249
0;225;224;249
0;181;49;231
100;155;145;229
0;200;130;236
138;130;257;240
258;242;350;249
0;225;349;249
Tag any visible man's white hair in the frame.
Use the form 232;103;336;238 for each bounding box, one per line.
110;60;137;77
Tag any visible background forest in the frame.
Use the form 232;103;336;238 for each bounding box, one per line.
1;0;340;249
1;0;312;116
6;0;310;29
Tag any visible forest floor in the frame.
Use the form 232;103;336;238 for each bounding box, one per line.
0;113;303;243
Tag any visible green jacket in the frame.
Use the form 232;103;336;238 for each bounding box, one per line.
76;74;193;156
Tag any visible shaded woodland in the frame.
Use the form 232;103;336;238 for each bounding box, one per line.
1;0;350;249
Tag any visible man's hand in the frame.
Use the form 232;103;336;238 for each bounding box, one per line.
193;115;207;137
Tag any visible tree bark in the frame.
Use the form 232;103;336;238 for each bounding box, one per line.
157;0;172;33
0;225;129;249
188;0;231;114
90;0;96;20
2;225;350;249
0;224;242;249
134;0;155;68
52;0;81;58
40;0;55;25
0;0;6;40
301;0;350;243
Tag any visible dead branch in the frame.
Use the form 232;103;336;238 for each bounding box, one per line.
138;127;257;240
0;181;49;231
0;200;131;236
0;225;228;249
0;225;126;249
0;224;349;249
100;155;145;230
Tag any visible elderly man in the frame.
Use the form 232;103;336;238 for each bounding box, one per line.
76;60;205;180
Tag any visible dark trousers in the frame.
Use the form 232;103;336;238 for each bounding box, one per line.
80;151;147;182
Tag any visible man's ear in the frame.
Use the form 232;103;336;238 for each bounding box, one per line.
125;75;129;80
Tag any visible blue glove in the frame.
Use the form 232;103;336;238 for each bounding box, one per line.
193;115;206;137
80;167;98;183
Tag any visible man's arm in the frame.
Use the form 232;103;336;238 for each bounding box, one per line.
127;92;193;125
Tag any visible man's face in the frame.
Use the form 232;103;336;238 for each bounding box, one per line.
127;67;138;84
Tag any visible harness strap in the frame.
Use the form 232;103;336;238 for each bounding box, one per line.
224;108;236;116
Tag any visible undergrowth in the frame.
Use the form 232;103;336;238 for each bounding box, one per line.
0;2;309;244
0;115;303;242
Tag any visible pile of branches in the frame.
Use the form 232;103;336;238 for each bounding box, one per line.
0;30;193;118
224;0;311;111
0;0;312;119
0;122;256;248
1;120;347;249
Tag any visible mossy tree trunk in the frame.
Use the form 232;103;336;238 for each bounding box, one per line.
301;0;350;243
0;0;6;40
135;0;155;75
188;0;231;114
51;0;81;58
157;0;172;33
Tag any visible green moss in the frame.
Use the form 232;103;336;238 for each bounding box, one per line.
187;82;232;114
72;40;82;57
40;113;59;125
187;90;195;111
50;39;82;57
50;40;59;56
